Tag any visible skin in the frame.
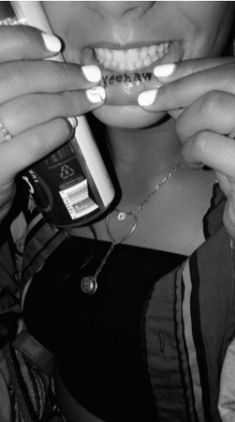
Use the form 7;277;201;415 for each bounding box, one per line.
1;2;235;420
44;1;234;127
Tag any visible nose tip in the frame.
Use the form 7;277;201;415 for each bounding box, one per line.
91;2;155;18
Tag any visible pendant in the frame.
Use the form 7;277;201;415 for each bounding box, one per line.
80;276;98;295
105;211;137;244
117;211;127;221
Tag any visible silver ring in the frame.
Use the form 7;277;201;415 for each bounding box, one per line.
0;121;12;141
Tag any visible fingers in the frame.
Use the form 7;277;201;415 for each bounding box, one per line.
0;117;75;181
138;59;235;112
182;131;235;178
0;25;62;62
0;61;103;104
0;87;106;136
176;91;235;143
153;57;235;84
0;25;107;220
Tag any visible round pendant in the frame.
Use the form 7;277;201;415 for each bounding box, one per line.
80;276;98;295
117;212;126;221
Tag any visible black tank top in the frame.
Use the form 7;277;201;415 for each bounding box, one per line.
23;236;186;422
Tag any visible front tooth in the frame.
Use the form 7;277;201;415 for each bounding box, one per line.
127;61;137;72
152;51;159;62
162;42;169;53
126;49;139;62
157;44;164;56
139;47;148;60
104;48;112;61
144;56;152;67
118;61;126;71
148;45;157;56
103;58;111;68
112;50;125;63
96;48;105;61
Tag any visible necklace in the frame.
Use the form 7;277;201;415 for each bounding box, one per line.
80;158;182;295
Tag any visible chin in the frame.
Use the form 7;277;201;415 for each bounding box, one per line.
92;105;167;129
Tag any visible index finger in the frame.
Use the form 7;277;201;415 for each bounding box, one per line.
0;25;61;62
139;59;235;111
154;57;235;83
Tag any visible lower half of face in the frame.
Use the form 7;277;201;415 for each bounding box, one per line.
45;2;235;129
81;36;183;128
91;70;166;129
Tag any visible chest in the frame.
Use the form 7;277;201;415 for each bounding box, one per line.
70;170;215;256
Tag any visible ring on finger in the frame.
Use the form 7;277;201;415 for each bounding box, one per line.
0;120;12;141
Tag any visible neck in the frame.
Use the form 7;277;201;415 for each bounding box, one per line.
106;117;181;206
107;118;180;169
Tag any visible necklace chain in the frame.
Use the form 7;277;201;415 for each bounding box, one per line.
80;158;182;294
119;159;181;218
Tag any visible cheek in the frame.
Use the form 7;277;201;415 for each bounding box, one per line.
43;3;89;45
185;6;235;58
92;105;167;129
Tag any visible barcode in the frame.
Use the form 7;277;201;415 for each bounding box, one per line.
59;179;98;220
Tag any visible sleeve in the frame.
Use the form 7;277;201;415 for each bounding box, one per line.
218;240;235;422
219;337;235;422
145;226;235;422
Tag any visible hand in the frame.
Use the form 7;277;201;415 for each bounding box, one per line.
0;25;105;221
138;57;235;239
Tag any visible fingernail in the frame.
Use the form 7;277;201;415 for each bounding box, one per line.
138;89;158;107
67;117;78;128
153;63;176;79
42;32;62;53
86;86;106;103
82;65;102;83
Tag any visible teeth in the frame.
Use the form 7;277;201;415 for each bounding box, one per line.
94;43;169;72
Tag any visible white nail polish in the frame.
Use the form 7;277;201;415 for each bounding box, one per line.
86;86;106;103
138;89;158;107
67;117;78;128
153;63;176;78
82;65;102;83
42;33;62;53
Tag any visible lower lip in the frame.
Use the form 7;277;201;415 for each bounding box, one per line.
84;42;183;106
100;64;160;105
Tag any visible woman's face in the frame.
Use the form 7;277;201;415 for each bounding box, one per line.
44;1;234;129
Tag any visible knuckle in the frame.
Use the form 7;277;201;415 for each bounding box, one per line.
13;25;44;54
62;91;78;113
29;118;71;155
2;63;25;92
192;131;209;158
0;25;40;54
54;117;73;139
62;91;87;115
43;62;74;92
221;62;235;81
15;96;39;120
175;113;186;140
28;118;71;155
29;130;43;152
13;25;34;48
57;63;74;89
197;91;221;117
161;84;176;109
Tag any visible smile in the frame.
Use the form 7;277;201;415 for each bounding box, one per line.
94;42;170;72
